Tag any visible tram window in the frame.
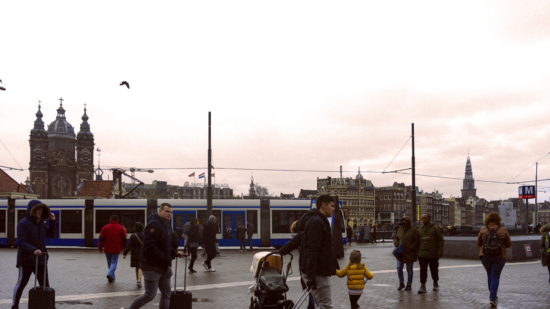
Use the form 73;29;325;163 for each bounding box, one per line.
197;210;221;232
60;210;82;233
0;210;5;233
95;210;145;234
17;210;26;222
246;210;258;233
272;210;308;233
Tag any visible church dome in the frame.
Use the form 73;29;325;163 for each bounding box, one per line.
47;102;76;138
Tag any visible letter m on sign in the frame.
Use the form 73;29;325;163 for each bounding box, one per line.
519;185;536;199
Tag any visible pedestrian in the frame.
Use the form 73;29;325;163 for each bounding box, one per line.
128;203;184;309
202;215;218;272
393;216;420;291
246;220;254;250
237;223;246;251
358;226;364;243
346;221;353;247
123;222;145;287
98;214;127;283
541;223;550;285
416;214;444;294
335;250;374;309
299;194;339;309
477;212;512;307
11;200;56;309
370;224;377;243
183;219;201;273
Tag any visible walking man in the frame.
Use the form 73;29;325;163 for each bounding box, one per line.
299;194;339;309
393;216;420;291
128;203;184;309
183;219;201;273
202;215;218;271
11;200;56;309
246;220;254;250
417;213;444;294
98;214;127;283
237;223;246;251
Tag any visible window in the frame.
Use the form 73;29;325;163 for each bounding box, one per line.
246;210;258;234
0;209;5;233
95;209;145;234
17;210;26;222
271;210;308;233
61;210;82;233
197;210;221;232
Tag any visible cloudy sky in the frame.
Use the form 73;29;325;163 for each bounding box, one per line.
1;1;550;201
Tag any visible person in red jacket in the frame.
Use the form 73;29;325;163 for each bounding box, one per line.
98;215;127;283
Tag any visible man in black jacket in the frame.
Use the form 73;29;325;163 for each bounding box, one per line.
299;194;338;309
128;203;183;309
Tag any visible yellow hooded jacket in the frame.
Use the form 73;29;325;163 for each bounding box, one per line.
335;263;374;290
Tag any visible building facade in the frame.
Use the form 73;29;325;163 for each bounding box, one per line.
29;101;94;198
375;182;410;227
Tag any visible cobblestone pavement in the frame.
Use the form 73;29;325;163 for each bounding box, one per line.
1;242;548;308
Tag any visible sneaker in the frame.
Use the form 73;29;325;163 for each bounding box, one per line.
207;268;216;272
418;284;426;294
188;268;197;273
397;282;405;291
433;281;439;291
490;299;497;307
107;275;114;283
404;284;412;291
202;262;209;270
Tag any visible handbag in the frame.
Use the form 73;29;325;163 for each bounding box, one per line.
392;229;409;259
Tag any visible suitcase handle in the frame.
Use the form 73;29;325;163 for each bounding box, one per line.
173;250;189;293
34;252;48;291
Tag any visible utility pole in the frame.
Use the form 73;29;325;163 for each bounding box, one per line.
411;123;417;226
535;162;538;225
207;111;213;216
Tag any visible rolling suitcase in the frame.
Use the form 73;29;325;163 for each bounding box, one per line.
29;253;55;309
170;252;192;309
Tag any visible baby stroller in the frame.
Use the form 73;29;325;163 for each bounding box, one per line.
249;252;294;309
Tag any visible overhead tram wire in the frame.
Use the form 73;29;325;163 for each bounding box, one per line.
0;136;23;170
509;151;550;180
383;136;411;173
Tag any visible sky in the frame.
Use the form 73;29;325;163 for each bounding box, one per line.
1;1;550;202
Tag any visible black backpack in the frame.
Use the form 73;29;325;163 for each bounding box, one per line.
483;226;502;257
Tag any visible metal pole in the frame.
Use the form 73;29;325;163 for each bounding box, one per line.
535;162;538;226
411;123;416;226
525;198;529;234
207;112;213;216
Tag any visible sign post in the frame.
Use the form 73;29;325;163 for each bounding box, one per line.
519;185;535;234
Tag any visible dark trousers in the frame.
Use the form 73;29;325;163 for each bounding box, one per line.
12;265;50;307
480;256;506;301
547;265;550;284
418;257;439;284
247;235;253;250
188;247;198;270
239;237;245;250
205;251;216;269
349;294;361;309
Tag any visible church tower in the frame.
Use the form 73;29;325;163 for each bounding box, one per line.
461;155;477;200
29;103;49;197
76;106;95;185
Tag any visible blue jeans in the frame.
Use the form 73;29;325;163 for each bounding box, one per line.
129;267;172;309
105;253;119;279
480;256;506;301
396;260;414;284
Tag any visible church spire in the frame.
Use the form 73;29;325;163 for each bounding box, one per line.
461;155;477;200
78;104;91;134
32;101;46;132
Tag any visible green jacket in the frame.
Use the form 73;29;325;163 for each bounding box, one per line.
417;223;444;259
541;223;550;267
393;225;420;263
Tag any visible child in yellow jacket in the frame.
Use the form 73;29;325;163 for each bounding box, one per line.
336;250;374;309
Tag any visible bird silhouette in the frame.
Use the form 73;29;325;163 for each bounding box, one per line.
120;81;130;89
0;79;5;91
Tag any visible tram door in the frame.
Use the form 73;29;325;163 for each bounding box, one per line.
173;210;196;246
222;211;245;246
46;210;60;246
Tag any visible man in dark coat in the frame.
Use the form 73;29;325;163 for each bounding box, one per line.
11;199;56;309
98;214;127;283
393;216;420;291
183;219;201;273
300;194;339;309
202;215;218;271
128;203;183;309
246;221;254;250
236;223;246;251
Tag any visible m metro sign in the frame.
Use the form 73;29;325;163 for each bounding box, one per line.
518;185;536;199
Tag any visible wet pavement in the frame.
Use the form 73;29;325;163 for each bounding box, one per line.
1;242;549;308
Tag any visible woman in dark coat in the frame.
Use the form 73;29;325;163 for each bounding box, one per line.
202;215;218;271
123;222;144;287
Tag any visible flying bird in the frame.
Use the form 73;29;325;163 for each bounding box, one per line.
0;79;5;91
120;81;130;89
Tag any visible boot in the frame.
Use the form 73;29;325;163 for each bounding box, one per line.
405;283;412;291
433;281;439;291
397;282;405;291
418;283;426;294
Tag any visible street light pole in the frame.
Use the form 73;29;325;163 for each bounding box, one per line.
411;123;416;226
535;162;538;226
207;111;213;217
